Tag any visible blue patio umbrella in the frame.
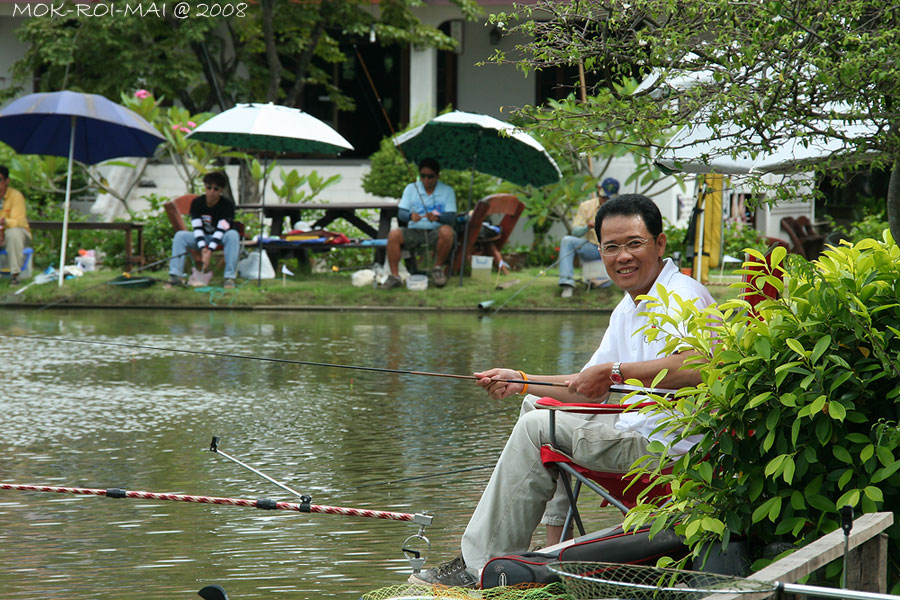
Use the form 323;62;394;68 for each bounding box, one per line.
0;90;165;285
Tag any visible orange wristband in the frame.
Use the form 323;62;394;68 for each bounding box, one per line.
518;370;529;395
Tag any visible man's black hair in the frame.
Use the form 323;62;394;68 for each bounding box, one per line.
594;194;663;242
0;165;8;180
418;157;440;174
202;170;228;190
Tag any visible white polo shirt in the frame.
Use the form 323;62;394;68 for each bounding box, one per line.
582;258;715;453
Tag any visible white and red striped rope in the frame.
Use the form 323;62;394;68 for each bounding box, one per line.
0;482;417;522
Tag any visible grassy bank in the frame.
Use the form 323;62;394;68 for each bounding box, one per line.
3;268;743;310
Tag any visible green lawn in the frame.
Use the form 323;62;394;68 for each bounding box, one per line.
3;267;743;310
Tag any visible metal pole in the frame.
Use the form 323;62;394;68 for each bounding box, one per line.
209;436;306;499
58;116;77;287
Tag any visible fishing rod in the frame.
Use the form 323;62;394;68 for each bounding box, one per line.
1;332;570;388
354;44;396;139
34;250;191;311
0;482;432;525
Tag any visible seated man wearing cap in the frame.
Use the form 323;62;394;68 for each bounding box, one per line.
557;177;619;298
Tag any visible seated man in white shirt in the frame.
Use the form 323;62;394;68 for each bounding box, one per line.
410;194;715;588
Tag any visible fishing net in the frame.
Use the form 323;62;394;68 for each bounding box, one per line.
547;561;774;600
360;582;574;600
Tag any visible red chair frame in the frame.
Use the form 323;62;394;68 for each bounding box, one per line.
536;390;677;539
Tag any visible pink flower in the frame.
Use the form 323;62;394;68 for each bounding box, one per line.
186;121;197;128
172;124;180;130
180;127;191;134
134;89;151;99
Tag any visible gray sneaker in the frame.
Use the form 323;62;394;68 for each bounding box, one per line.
408;555;477;588
560;285;574;298
164;275;185;289
431;266;447;288
379;274;402;289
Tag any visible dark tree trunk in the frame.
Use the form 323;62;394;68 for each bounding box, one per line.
284;0;330;108
262;0;282;103
888;158;900;244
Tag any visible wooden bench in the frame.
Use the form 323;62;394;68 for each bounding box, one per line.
708;511;894;600
29;220;145;271
781;216;825;259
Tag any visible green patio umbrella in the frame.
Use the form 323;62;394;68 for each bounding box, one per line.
394;111;562;284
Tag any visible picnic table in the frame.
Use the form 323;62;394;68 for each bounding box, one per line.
238;201;398;269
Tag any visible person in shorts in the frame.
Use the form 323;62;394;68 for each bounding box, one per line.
381;158;457;289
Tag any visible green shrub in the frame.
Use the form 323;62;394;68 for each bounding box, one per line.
624;236;900;587
27;202;97;271
845;215;890;244
663;219;688;262
96;194;174;269
361;135;497;205
723;220;769;259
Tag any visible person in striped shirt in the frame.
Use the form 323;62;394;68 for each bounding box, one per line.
167;171;239;289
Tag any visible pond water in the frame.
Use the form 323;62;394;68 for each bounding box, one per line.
0;308;621;600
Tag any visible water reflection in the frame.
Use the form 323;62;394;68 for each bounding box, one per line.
0;308;620;600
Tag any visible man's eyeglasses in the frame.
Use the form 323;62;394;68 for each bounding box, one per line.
419;172;437;180
599;237;656;257
205;185;222;191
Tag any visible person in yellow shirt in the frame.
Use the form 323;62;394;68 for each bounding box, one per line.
557;177;618;298
0;165;32;286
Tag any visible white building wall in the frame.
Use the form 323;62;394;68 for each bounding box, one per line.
113;159;392;219
408;47;438;124
455;23;535;117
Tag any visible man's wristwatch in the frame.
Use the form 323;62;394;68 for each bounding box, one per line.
610;361;624;385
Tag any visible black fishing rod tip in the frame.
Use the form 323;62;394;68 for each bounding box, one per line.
209;436;220;452
198;584;230;600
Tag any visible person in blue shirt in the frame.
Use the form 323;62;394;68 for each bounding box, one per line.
381;158;457;289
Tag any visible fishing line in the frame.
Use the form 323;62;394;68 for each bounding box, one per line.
0;332;569;388
488;245;574;316
356;464;495;490
34;250;191;311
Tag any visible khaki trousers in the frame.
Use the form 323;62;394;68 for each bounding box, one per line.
2;228;31;275
460;395;649;570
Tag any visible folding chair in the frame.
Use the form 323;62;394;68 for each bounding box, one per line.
163;194;246;272
452;194;524;275
536;245;785;541
536;388;679;540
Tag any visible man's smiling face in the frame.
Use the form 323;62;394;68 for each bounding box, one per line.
599;214;667;301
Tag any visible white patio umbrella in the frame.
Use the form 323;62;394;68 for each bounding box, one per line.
656;116;879;175
186;103;353;286
187;103;353;154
